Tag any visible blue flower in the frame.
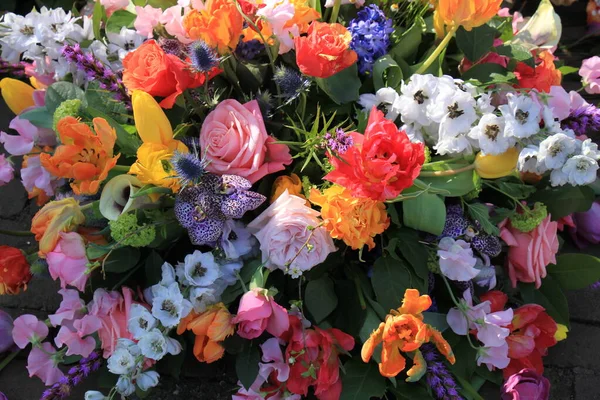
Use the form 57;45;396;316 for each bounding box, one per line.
171;151;209;187
188;40;220;72
348;5;394;75
273;66;310;102
234;38;263;61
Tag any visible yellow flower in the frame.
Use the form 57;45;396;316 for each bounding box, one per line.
310;185;390;250
434;0;502;35
31;198;86;257
128;90;188;194
271;174;307;204
555;323;568;341
474;147;519;179
0;78;35;115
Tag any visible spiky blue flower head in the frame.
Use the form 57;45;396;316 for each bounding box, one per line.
273;66;310;102
348;5;394;75
235;38;263;61
171;151;209;187
188;40;220;72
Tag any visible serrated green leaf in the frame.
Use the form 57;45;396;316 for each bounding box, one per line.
465;202;499;236
45;82;87;114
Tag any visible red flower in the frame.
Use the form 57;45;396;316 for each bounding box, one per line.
0;246;32;295
294;22;357;79
514;51;561;93
504;304;558;378
283;316;354;400
480;290;508;313
325;107;425;201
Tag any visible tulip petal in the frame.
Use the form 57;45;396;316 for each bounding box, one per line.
132;90;174;145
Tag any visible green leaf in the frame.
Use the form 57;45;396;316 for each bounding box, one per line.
529;185;595;220
144;251;164;286
419;169;478;197
221;260;262;304
315;64;361;105
519;276;570;328
130;185;172;199
340;360;387;400
86;243;111;260
389;382;433;399
389;17;424;64
494;44;535;67
305;276;338;323
18;107;54;129
146;0;178;8
105;10;136;33
92;1;107;41
558;65;579;75
475;365;503;385
165;337;186;378
548;253;600;290
456;24;496;62
485;179;536;199
86;107;142;157
423;312;449;332
85;81;129;124
236;342;260;390
45;82;86;114
461;63;509;83
373;56;403;91
403;193;446;235
465;202;499;235
386;229;429;285
103;247;141;273
372;256;412;312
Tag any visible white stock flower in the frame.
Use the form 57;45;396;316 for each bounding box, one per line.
138;329;168;361
84;391;108;400
437;90;479;138
550;168;568;187
398;74;439;126
538;133;577;169
581;139;600;160
107;347;136;375
434;135;476;156
468;114;512;155
181;250;221;287
189;286;219;313
541;106;561;133
500;94;542;139
116;376;135;396
160;262;177;286
358;88;402;121
106;27;145;61
127;304;157;340
476;93;495;114
562;155;599;186
517;146;547;174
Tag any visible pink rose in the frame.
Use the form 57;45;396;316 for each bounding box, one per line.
46;232;89;292
232;289;290;339
160;6;192;44
248;190;336;277
200;99;292;183
0;154;14;186
27;342;64;385
499;215;559;289
88;287;135;358
98;0;130;16
579;56;600;95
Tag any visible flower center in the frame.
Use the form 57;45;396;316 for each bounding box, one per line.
138;319;148;330
549;143;563;157
447;102;464;119
78;148;100;164
161;300;177;316
515;109;529;124
413;90;428;104
484;124;500;141
151;339;164;354
20;26;34;35
577;160;590;171
193;262;207;278
376;102;389;115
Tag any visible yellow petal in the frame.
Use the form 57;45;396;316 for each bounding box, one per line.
510;0;562;51
132;90;174;145
474;147;519;179
0;78;35;115
555;324;568;341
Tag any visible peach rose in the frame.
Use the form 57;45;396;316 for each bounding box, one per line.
499;215;559;289
200;99;292;183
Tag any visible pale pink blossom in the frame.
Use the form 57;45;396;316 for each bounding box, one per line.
27;342;64;385
178;0;205;8
134;5;163;38
55;315;102;357
24;62;55;89
12;315;48;349
0;115;55;156
98;0;130;16
46;232;90;292
21;154;60;197
0;154;14;186
580;56;600;95
256;0;297;54
232;290;289;339
49;289;86;328
258;338;289;382
437;237;479;282
160;6;192;44
498;8;525;34
477;342;511;371
88;288;135;358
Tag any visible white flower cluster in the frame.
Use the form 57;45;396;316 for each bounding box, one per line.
88;27;146;72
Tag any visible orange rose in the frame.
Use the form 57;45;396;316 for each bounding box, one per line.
294;22;358;79
0;246;32;295
177;303;235;363
184;0;244;54
270;174;307;204
31;198;85;257
122;40;214;108
514;51;561;93
40;117;119;196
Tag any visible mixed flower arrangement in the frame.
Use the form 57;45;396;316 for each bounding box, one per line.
1;0;600;399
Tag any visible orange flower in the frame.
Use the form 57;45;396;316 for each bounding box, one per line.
178;303;235;363
514;51;561;93
184;0;245;54
271;174;307;204
361;289;455;379
286;0;320;32
31;198;85;257
310;185;390;250
294;22;357;79
434;0;502;33
40;117;119;196
0;246;32;295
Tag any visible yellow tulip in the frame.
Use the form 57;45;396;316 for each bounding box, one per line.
554;323;568;341
132;90;176;146
510;0;562;51
474;147;519;179
0;78;35;115
434;0;502;32
30;198;86;257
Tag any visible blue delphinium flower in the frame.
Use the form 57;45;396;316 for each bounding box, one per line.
348;5;394;75
188;40;220;72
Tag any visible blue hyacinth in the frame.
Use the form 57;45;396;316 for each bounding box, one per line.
348;5;394;75
188;40;220;72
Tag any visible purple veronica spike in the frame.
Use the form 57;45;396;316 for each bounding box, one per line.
562;103;600;136
422;344;464;400
41;350;102;400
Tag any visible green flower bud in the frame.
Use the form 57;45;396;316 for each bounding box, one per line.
509;202;548;233
53;99;82;131
109;213;156;248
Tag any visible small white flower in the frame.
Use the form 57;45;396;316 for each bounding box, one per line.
182;250;221;287
116;376;135;396
398;74;439;126
106;27;145;61
138;329;168;361
116;338;142;356
137;371;161;392
437;237;479;282
476;93;496;114
538;133;577;169
160;262;177;286
542;106;561;133
402;123;425;144
434;135;476;156
581;138;600;160
189;286;219;313
500;93;541;139
468;114;512;155
550;168;569;187
166;337;183;356
435;90;479;139
151;283;192;327
84;391;107;400
128;304;157;340
517;146;547;174
358;88;402;121
107;347;136;375
562;155;599;186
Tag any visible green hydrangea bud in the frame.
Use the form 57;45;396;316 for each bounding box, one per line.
109;213;156;248
427;251;440;274
423;146;431;164
509;202;548;233
53;99;82;131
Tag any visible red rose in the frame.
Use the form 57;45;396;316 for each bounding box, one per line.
514;51;561;93
294;22;357;79
0;246;32;295
325;107;425;201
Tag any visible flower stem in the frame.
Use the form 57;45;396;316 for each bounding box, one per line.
418;163;475;177
414;24;458;75
0;349;20;372
0;229;34;236
329;0;342;24
112;165;130;172
235;271;248;293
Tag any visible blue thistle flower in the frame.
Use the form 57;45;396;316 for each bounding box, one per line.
171;151;209;187
235;38;264;61
188;40;220;72
348;5;394;75
273;66;311;102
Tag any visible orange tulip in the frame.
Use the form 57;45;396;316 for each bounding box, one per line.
434;0;502;33
178;303;235;363
183;0;244;54
271;174;307;204
31;198;86;257
361;289;455;380
40;117;120;196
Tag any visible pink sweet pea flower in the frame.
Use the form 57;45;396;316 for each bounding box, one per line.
21;154;60;198
55;315;102;357
98;0;130;16
49;289;86;328
580;56;600;95
46;232;90;292
477;342;511;371
134;5;163;38
160;6;192;44
12;314;49;349
0;154;14;186
232;289;290;339
0;115;55;156
259;338;290;382
27;342;64;385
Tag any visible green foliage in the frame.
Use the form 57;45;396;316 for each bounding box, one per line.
465;202;499;236
106;10;136;33
18;107;54;129
462;63;509;83
45;82;87;114
455;24;496;62
386;229;429;286
372;256;413;312
373;56;403;91
305;276;338;324
236;341;260;390
529;185;595;220
85;81;129;124
519;277;570;328
315;64;361;105
403;193;446;235
103;247;141;273
548;254;600;290
144;251;164;287
390;17;425;65
340;360;387;400
494;43;535;67
86;107;142;157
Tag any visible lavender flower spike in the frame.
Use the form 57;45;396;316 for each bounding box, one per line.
422;344;464;400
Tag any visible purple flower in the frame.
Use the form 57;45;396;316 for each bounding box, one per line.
501;368;550;400
561;103;600;137
41;350;102;400
422;344;464;400
0;309;14;353
569;200;600;249
324;129;354;154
